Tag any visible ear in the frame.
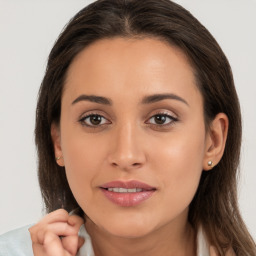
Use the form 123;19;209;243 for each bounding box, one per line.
51;122;65;167
203;113;229;171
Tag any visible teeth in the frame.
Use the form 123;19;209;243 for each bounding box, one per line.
107;188;143;193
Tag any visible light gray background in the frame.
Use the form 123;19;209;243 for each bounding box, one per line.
0;0;255;239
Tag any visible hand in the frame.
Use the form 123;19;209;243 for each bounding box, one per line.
29;209;85;256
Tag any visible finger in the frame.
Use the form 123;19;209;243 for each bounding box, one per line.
67;215;84;227
41;209;69;225
32;232;64;256
29;209;70;238
44;231;71;256
61;235;83;256
29;211;84;245
36;222;80;244
32;243;47;256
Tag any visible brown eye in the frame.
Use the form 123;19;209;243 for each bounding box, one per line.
147;114;177;126
90;115;102;125
154;115;167;124
80;114;109;127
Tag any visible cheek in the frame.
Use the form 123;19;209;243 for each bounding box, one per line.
60;128;106;207
151;128;205;212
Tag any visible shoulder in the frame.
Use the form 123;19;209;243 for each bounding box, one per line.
0;225;34;256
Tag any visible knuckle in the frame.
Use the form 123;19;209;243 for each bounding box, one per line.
29;224;41;242
51;209;69;221
44;230;56;244
68;215;84;227
29;223;40;232
54;208;69;216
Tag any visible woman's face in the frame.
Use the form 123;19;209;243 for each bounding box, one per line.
55;37;212;238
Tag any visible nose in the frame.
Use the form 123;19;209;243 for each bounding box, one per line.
107;122;146;171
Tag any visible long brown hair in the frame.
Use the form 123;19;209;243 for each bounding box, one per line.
35;0;256;255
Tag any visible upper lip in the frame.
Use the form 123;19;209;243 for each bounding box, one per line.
100;180;156;191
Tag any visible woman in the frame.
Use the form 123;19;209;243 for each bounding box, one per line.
0;0;255;255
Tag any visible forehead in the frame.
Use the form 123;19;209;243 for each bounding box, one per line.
63;37;201;106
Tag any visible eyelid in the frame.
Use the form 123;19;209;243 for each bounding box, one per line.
146;109;178;120
79;109;110;120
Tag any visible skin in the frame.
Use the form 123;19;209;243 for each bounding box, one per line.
29;209;84;255
31;37;228;256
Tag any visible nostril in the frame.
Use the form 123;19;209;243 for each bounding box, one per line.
110;161;142;169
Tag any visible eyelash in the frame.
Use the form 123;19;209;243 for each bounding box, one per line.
78;112;178;129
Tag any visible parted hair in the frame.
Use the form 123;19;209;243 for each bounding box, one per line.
35;0;256;255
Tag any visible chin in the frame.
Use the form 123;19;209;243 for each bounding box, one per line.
94;213;158;239
104;222;154;239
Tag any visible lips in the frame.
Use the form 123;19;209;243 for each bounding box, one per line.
100;180;156;207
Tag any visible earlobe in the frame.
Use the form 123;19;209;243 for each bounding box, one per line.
203;113;229;171
51;123;64;166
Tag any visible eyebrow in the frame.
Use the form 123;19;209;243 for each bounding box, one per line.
72;93;188;106
72;94;112;105
141;93;189;106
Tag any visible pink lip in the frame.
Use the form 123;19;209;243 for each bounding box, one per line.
100;180;156;207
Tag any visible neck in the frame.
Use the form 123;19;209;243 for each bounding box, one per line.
85;213;196;256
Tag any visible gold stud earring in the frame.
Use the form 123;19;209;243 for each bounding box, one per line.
207;160;214;167
55;156;62;161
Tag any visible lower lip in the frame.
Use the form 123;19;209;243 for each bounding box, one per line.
100;188;155;207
